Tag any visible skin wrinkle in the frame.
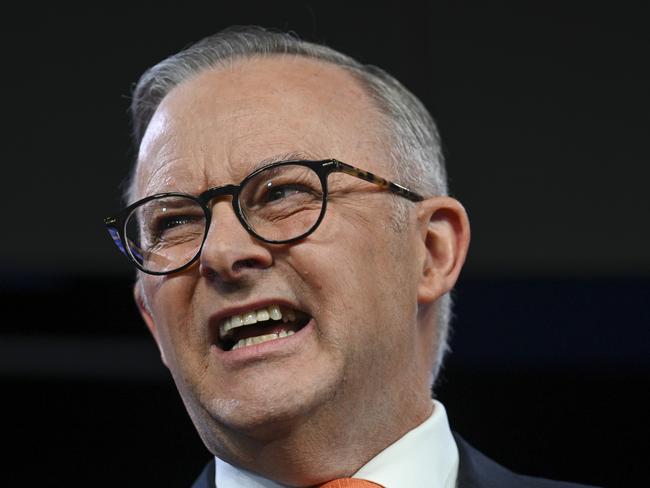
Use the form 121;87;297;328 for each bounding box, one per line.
133;55;468;485
137;62;385;201
136;115;191;199
140;158;192;196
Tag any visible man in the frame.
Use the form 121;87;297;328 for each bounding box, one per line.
105;26;598;487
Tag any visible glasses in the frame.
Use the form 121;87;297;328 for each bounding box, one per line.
105;159;424;275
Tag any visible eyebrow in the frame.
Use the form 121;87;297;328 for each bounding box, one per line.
143;151;323;199
247;150;321;174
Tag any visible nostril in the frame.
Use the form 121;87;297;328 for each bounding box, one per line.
199;263;218;280
199;255;272;285
198;218;274;281
234;258;260;270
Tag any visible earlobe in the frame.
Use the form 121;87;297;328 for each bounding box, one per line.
416;197;470;304
134;281;169;367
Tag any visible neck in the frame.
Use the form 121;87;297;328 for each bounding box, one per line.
206;390;433;486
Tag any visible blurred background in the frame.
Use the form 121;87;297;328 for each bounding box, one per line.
2;2;648;486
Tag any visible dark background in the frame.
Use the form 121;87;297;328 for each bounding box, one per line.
2;3;648;487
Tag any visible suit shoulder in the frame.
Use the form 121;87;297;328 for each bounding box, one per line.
453;433;601;488
516;472;601;488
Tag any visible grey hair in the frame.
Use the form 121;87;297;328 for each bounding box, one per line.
128;25;452;384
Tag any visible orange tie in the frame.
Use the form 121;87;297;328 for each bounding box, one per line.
318;479;384;487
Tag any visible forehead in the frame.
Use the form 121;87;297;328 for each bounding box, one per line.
135;55;391;198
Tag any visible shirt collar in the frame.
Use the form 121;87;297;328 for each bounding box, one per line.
215;400;458;488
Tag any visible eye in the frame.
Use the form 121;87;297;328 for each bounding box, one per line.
149;213;205;244
127;196;206;253
158;214;201;230
263;184;312;203
240;163;323;212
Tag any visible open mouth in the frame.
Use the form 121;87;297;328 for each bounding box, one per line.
217;304;311;352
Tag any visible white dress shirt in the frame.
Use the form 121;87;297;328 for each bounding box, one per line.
214;400;459;488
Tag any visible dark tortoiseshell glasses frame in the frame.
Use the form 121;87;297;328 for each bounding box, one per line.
104;159;424;275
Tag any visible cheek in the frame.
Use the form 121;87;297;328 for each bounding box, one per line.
145;275;203;359
296;232;412;342
340;234;419;343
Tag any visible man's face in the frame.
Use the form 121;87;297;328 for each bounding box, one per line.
134;57;439;455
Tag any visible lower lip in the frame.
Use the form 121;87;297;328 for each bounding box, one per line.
210;318;315;367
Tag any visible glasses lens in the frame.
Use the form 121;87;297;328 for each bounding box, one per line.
125;195;207;273
239;163;324;242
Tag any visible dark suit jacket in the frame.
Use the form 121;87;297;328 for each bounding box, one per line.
191;433;600;487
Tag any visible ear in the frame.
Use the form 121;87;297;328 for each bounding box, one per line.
416;196;470;304
134;280;169;367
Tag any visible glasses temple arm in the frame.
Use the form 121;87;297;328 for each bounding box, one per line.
333;161;424;202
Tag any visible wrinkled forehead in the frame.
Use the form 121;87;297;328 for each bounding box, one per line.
133;55;392;200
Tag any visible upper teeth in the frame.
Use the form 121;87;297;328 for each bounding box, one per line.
219;305;296;337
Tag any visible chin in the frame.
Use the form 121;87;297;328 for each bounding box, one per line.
188;374;338;445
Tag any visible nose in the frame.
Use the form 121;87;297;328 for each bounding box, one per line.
198;200;273;283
